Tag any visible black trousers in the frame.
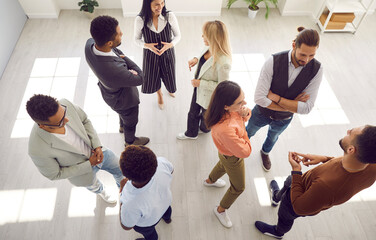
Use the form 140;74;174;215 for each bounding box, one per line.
133;206;172;240
118;105;139;144
275;176;301;235
185;88;210;137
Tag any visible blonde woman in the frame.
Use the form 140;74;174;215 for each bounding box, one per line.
177;20;232;140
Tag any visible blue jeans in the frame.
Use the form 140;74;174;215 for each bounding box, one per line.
86;149;123;194
246;106;293;153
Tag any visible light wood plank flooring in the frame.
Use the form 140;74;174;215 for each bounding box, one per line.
0;8;376;240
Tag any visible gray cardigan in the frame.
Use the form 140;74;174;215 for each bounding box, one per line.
28;99;103;187
195;47;232;109
85;38;144;111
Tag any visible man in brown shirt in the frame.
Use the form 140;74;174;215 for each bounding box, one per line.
255;125;376;239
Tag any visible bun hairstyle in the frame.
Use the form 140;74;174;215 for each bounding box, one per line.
294;26;320;48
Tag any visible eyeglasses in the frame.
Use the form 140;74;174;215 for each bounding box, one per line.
43;105;67;128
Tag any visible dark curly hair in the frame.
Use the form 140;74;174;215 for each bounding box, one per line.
355;125;376;164
90;15;119;47
119;145;158;183
26;94;59;122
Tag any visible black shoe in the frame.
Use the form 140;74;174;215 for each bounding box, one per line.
163;218;172;224
255;221;283;239
270;180;280;207
125;137;150;146
260;150;271;171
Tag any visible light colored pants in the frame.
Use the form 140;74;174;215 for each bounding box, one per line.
86;149;123;194
208;152;245;209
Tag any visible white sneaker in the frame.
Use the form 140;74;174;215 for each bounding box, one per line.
213;206;232;228
98;188;117;204
176;132;198;140
203;179;226;188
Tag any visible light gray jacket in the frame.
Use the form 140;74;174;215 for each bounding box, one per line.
28;99;102;187
195;47;232;109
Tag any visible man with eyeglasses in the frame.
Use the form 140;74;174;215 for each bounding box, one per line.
27;94;124;204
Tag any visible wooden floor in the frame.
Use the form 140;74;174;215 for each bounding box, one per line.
0;8;376;240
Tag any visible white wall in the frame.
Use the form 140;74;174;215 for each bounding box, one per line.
221;0;278;9
0;0;27;79
56;0;121;9
18;0;60;18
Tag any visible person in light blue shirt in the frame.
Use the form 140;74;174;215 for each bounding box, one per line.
119;145;173;240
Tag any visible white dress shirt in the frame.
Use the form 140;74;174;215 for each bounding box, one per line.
134;12;181;48
254;50;323;114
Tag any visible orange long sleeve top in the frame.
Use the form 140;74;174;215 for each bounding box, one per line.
211;109;252;158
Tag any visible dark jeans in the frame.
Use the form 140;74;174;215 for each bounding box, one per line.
274;176;301;235
133;206;172;240
246;105;293;153
118;105;139;144
185;88;210;137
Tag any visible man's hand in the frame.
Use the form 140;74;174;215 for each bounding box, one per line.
94;147;104;162
159;41;173;55
288;152;302;171
188;58;198;71
191;79;200;87
89;152;103;166
129;69;138;75
292;152;327;166
119;178;128;193
294;92;310;102
144;43;161;55
267;90;280;103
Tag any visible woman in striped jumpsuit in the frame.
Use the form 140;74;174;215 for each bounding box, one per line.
135;0;181;110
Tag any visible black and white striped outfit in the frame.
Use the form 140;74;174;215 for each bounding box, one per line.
139;13;177;94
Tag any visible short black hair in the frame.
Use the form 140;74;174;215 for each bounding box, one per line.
90;15;119;47
355;125;376;164
26;94;59;122
119;146;158;183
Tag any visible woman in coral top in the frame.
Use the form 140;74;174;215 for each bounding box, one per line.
203;81;252;228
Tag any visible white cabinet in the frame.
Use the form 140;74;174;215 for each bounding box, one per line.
316;0;375;33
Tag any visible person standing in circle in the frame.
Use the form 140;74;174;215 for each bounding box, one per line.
203;81;252;228
177;20;232;140
134;0;181;110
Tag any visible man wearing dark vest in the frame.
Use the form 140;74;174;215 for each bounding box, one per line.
246;27;323;171
85;15;149;146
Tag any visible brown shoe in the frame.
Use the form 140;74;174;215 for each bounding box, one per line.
119;127;124;133
125;137;150;146
260;150;271;171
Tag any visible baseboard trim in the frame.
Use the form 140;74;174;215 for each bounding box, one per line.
26;13;59;19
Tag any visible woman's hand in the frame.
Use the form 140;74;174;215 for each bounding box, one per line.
188;58;198;71
159;41;173;55
144;43;161;55
239;106;250;117
191;79;200;87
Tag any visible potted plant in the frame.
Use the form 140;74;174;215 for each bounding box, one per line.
227;0;278;19
78;0;99;14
